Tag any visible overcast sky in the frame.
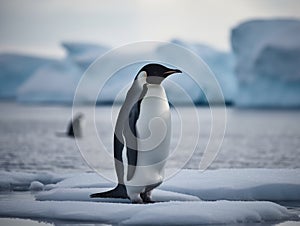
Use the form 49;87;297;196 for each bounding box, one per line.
0;0;299;57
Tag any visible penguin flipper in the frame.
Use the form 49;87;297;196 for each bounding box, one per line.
114;134;125;184
126;146;137;181
125;102;140;181
90;184;128;199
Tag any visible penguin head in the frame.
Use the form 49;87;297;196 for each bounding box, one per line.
135;63;182;85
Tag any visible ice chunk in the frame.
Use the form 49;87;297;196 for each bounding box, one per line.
0;200;296;224
160;169;300;201
29;181;44;191
122;201;297;225
0;171;66;191
35;187;200;202
0;169;299;224
1;169;300;201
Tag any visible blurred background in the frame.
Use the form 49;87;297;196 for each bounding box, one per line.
0;0;300;173
1;0;300;107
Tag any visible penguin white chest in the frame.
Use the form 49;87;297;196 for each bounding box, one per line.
131;84;171;185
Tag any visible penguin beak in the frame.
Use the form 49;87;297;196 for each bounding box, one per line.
163;69;182;77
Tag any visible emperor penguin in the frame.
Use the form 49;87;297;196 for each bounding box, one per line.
56;112;84;138
90;63;181;203
67;113;84;138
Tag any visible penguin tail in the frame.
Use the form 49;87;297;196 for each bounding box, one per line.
90;184;129;199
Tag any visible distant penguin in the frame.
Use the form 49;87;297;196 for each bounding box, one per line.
90;63;181;203
55;113;84;138
67;113;84;138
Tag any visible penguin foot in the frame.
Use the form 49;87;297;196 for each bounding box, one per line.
128;193;143;204
140;191;154;203
90;184;128;199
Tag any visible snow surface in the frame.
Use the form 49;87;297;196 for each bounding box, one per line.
1;169;300;201
36;188;200;203
0;200;296;225
0;169;299;224
0;171;66;191
29;181;44;191
0;218;51;226
231;19;300;107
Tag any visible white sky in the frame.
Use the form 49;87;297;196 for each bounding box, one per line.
0;0;299;57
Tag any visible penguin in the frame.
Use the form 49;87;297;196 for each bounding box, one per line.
55;113;84;138
90;63;181;203
67;112;84;138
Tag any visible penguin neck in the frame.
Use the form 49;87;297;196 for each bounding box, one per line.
147;83;161;86
146;83;164;89
145;83;167;98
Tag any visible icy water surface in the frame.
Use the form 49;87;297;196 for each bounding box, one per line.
0;102;299;173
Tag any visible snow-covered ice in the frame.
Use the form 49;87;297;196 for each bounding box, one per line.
0;200;296;225
29;181;44;191
0;171;67;191
231;19;300;107
1;169;300;201
161;169;300;201
0;169;299;224
36;188;200;203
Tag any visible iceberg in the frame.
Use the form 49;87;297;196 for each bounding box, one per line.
170;39;237;104
2;40;235;105
62;42;110;70
16;42;110;104
17;59;82;103
13;40;235;105
0;54;55;98
231;19;300;107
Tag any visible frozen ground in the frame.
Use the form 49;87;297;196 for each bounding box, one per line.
0;169;299;225
0;103;299;224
